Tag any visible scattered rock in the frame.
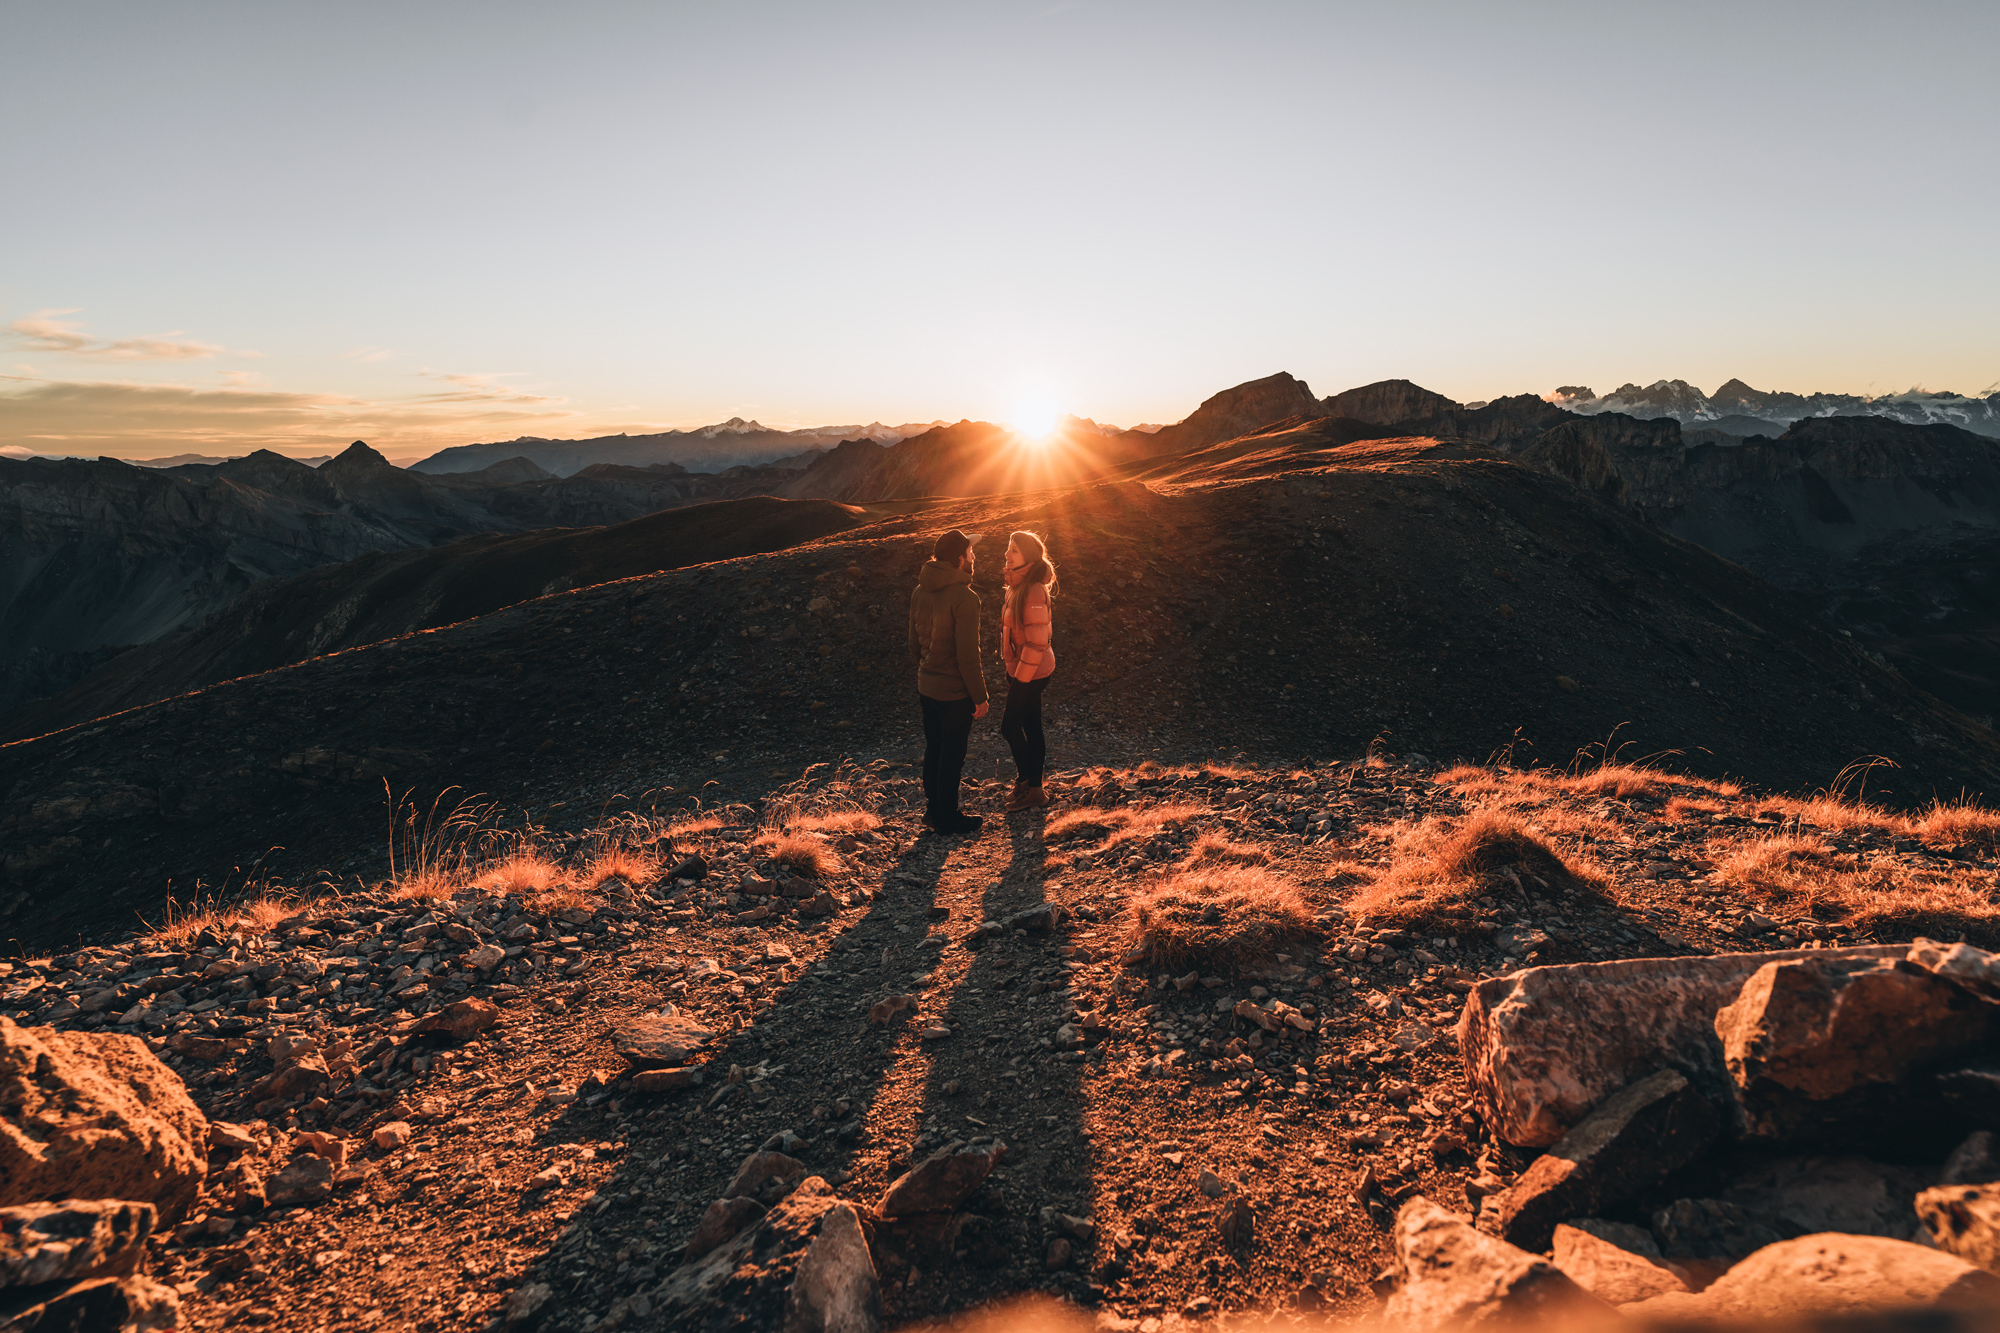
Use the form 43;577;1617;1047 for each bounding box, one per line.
632;1067;704;1093
247;1056;330;1105
682;1197;767;1264
668;854;708;881
1383;1197;1613;1331
781;1201;880;1332
1485;1067;1720;1251
372;1122;412;1151
266;1154;335;1206
1626;1233;2000;1320
0;1274;179;1331
1716;953;1995;1141
1917;1185;2000;1273
1198;1170;1226;1199
1216;1197;1253;1248
868;996;916;1026
1551;1222;1689;1305
466;943;506;971
1721;1156;1931;1242
0;1016;208;1223
1458;946;1901;1146
1944;1132;2000;1186
1006;903;1066;934
655;1177;846;1330
879;1141;1005;1217
610;1012;718;1068
722;1151;807;1207
1651;1197;1793;1262
0;1199;155;1287
408;997;501;1040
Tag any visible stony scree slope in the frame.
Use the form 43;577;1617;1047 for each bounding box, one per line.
12;751;1985;1330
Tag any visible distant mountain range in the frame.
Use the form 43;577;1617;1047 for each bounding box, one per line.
1550;378;2000;438
409;418;950;477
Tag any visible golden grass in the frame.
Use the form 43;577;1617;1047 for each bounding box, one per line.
137;890;304;947
1909;800;2000;853
666;813;724;839
1181;831;1270;869
785;808;881;835
1553;763;1673;799
1349;811;1608;932
1712;833;2000;943
480;851;570;897
584;845;659;891
1044;802;1208;854
1666;795;1727;822
1126;865;1316;969
756;830;841;879
390;870;460;901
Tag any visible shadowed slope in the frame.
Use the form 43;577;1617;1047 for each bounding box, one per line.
5;496;874;741
5;449;1996;947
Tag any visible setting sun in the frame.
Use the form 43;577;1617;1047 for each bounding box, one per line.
1009;390;1061;442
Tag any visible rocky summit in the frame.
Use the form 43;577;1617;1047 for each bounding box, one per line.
10;372;2000;1333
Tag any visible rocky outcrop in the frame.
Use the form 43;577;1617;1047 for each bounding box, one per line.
1717;953;1996;1140
0;1017;208;1223
1484;1068;1719;1250
1457;946;1902;1146
652;1177;878;1333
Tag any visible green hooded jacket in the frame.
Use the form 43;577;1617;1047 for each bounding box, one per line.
908;559;988;705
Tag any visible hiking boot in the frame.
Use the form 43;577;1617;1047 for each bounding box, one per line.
1006;784;1049;812
939;813;985;836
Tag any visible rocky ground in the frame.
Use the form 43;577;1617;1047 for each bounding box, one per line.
10;742;2000;1331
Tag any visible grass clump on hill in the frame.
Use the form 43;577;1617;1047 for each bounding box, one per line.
1044;802;1208;854
1351;811;1608;933
1714;833;2000;945
1126;865;1316;970
1180;831;1269;868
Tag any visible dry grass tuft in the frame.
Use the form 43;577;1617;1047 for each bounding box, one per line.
1181;831;1270;869
758;831;841;879
1555;763;1672;799
140;891;304;947
481;851;570;898
1127;865;1316;969
786;809;882;835
1910;800;2000;853
585;845;659;891
1350;811;1606;932
1045;802;1209;854
1666;796;1726;822
1714;833;2000;944
667;813;724;839
391;871;459;901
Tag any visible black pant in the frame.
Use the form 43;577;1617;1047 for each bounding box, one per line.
919;693;975;818
1000;674;1053;786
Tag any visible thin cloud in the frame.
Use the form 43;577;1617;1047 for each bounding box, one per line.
341;346;396;363
413;368;566;407
7;310;226;362
0;373;599;459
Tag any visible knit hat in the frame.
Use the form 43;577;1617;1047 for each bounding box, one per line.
933;529;978;563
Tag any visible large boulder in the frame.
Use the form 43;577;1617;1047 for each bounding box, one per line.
1484;1068;1719;1252
0;1200;155;1288
1625;1234;2000;1321
1715;954;1995;1141
1383;1197;1615;1330
1458;946;1901;1146
0;1017;207;1223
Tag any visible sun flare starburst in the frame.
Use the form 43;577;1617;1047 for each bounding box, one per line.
1009;391;1061;443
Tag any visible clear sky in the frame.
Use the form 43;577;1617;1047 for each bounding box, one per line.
4;1;1997;461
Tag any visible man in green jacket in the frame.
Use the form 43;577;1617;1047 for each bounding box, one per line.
909;528;989;835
